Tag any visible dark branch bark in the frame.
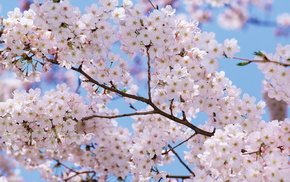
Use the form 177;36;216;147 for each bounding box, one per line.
70;65;214;136
163;133;196;155
147;0;157;9
82;110;157;121
168;144;195;177
166;174;191;179
53;159;96;182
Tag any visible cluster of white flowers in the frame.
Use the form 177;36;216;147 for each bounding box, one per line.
197;121;290;181
159;0;272;29
140;0;290;33
256;44;290;105
0;0;289;181
0;83;134;181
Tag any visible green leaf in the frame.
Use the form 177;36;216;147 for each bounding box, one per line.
253;51;265;57
237;61;250;66
287;58;290;61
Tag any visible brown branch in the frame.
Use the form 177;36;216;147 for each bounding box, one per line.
168;144;195;177
162;133;196;155
81;110;157;121
169;99;174;116
147;100;215;136
71;65;150;104
54;159;78;173
232;56;290;67
242;150;260;155
241;146;262;156
166;175;191;179
147;0;157;9
182;110;187;121
70;65;215;136
46;58;215;137
63;170;95;182
53;159;96;182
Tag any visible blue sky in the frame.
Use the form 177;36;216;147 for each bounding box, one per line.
1;0;289;181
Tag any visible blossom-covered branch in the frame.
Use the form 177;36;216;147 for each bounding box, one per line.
70;63;215;137
82;110;157;120
0;0;289;181
233;56;290;67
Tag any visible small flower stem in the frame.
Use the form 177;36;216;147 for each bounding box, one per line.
162;133;196;155
232;56;290;67
82;110;157;121
168;144;195;177
147;0;157;9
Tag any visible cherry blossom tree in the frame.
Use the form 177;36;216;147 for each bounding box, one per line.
0;0;289;181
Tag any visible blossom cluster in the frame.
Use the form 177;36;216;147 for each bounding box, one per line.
1;0;118;81
141;0;290;36
0;0;289;181
256;44;290;105
130;111;187;180
0;83;135;181
0;84;89;150
196;121;290;181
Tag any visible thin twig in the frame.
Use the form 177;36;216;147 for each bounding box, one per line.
129;103;137;111
169;99;174;116
53;159;96;182
147;0;157;9
82;110;157;121
182;111;187;121
54;159;78;173
166;175;191;179
162;133;196;155
64;170;95;182
71;65;150;104
232;56;290;67
168;144;195;177
213;112;216;122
